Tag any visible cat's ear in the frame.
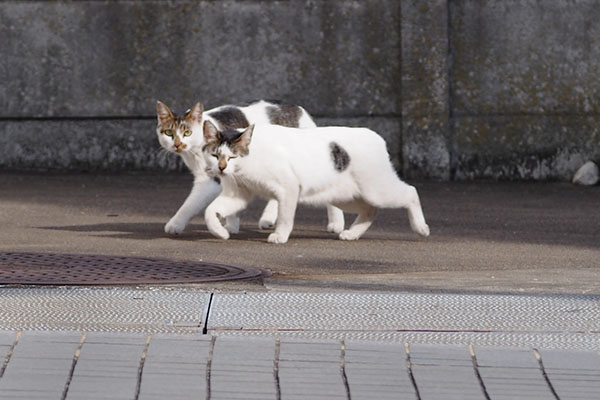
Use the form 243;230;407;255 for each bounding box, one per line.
156;101;175;124
233;124;254;156
187;102;204;123
203;120;221;144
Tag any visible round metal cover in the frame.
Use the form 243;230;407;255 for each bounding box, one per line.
0;252;264;285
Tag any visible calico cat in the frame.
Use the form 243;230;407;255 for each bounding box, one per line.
202;121;430;244
156;100;345;235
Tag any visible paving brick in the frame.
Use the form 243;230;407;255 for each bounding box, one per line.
143;362;205;375
412;365;484;400
351;389;416;400
279;342;341;362
79;342;146;360
0;332;19;346
84;332;148;344
211;391;276;400
473;347;538;368
539;348;600;371
146;338;210;361
19;331;82;343
66;376;137;396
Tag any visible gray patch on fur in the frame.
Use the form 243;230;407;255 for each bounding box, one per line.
330;142;350;172
220;129;244;145
267;104;302;128
207;107;249;130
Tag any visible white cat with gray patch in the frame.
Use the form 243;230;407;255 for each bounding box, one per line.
202;121;430;244
156;100;345;235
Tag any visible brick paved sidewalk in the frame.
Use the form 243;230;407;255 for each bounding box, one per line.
0;331;599;400
0;290;599;399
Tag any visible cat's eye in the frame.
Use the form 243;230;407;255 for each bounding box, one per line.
163;130;173;137
228;156;237;160
183;130;192;137
211;154;219;159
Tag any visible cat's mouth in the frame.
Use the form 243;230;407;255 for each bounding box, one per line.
174;145;187;154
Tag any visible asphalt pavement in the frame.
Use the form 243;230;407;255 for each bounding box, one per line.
1;172;598;295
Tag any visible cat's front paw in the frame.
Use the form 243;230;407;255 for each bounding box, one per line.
209;226;230;240
224;216;240;234
206;216;230;240
339;230;361;241
327;221;344;234
165;217;186;235
267;232;288;244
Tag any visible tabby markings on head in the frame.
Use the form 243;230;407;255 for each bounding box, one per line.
330;142;350;172
160;117;192;153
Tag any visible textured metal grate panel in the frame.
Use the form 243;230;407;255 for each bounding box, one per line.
0;287;208;334
0;252;263;285
208;293;600;350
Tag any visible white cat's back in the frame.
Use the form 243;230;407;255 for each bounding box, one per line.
245;125;390;203
250;124;386;164
241;100;317;129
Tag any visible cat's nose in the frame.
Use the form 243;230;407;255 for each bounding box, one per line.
174;143;186;152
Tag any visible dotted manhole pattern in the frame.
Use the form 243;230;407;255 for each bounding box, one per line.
0;252;264;285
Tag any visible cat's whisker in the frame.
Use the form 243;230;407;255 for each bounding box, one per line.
188;148;204;159
156;147;173;164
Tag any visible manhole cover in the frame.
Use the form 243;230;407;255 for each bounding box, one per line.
0;252;264;285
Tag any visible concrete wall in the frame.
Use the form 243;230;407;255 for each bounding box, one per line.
1;0;598;180
450;1;600;180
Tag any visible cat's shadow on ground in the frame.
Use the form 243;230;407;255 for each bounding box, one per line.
38;223;340;242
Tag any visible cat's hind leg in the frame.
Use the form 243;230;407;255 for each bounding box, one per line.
258;199;278;230
204;195;250;240
326;205;345;233
405;186;430;237
338;202;377;241
364;178;430;237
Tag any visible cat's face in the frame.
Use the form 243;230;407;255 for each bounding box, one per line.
202;120;253;177
156;101;204;155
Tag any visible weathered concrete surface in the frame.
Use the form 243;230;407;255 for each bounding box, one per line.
450;0;600;180
0;0;404;169
0;119;168;171
0;1;401;118
0;117;400;172
401;0;450;180
1;1;600;180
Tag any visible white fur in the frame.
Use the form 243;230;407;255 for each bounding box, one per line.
203;124;430;244
157;101;345;235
